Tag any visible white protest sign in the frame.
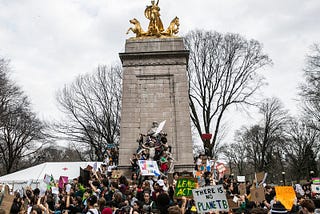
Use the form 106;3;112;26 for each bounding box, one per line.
39;182;47;197
237;176;245;183
138;160;161;176
51;187;59;195
311;184;320;194
192;185;229;213
66;184;71;193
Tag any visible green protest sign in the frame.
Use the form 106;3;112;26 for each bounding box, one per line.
174;177;197;198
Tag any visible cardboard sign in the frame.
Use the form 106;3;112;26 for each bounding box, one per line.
111;170;123;179
138;160;160;176
255;172;265;183
168;173;174;186
275;186;295;210
174;178;197;198
250;187;265;203
238;183;246;195
192;185;229;213
0;185;14;213
237;176;245;183
311;184;320;194
228;198;239;209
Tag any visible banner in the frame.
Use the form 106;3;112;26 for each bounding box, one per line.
138;160;160;176
174;177;197;198
275;186;295;210
192;185;229;213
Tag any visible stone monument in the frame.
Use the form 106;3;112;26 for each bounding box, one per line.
119;0;194;171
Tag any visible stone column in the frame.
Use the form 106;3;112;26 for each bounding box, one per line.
119;37;194;171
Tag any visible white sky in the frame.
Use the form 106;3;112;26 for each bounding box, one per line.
0;0;319;143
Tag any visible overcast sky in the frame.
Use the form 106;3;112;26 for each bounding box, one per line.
0;0;319;142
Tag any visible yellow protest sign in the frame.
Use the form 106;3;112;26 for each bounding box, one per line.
275;186;296;210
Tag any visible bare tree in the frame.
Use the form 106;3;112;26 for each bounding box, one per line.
300;43;320;131
0;58;46;174
222;139;247;176
56;65;122;161
238;98;288;172
184;30;272;157
284;119;319;181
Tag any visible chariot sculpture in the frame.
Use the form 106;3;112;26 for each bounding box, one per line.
127;0;180;38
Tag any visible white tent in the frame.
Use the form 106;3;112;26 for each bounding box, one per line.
0;162;102;191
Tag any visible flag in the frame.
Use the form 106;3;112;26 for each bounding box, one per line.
206;159;211;172
58;176;68;188
80;167;90;187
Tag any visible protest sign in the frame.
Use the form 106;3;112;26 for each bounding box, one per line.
51;187;59;195
0;185;14;213
138;160;160;176
275;186;295;210
43;174;51;184
250;187;265;203
312;178;320;184
80;167;90;187
112;170;123;179
228;198;239;209
311;184;320;194
58;176;68;188
255;172;265;183
237;176;245;183
174;177;197;198
238;183;246;195
168;173;174;186
216;163;226;173
192;185;229;213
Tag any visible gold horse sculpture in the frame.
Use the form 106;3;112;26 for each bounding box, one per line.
127;16;179;38
126;18;147;37
126;0;180;38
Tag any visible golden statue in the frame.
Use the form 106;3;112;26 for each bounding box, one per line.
126;0;179;38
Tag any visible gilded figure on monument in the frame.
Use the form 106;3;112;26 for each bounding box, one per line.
145;0;164;36
127;0;179;38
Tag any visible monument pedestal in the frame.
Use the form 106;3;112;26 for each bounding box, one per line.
119;37;194;172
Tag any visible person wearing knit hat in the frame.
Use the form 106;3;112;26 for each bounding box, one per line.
101;207;112;214
270;202;288;214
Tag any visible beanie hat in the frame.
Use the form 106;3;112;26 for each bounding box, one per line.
102;207;113;214
270;202;287;214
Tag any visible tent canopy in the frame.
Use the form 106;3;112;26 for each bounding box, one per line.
0;162;102;184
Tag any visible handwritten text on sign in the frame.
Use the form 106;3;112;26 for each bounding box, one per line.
192;185;229;213
174;178;197;198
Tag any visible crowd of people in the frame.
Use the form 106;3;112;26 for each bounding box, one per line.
1;123;320;214
2;162;320;214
